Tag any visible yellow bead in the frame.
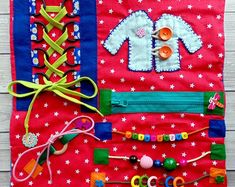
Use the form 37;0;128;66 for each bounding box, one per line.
181;132;188;139
131;175;140;187
138;134;145;141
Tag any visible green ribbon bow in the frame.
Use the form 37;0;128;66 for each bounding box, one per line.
8;76;103;136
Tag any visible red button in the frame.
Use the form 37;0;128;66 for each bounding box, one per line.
159;27;173;41
159;45;173;60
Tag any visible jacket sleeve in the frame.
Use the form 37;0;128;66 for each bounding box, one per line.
173;16;203;53
103;12;139;55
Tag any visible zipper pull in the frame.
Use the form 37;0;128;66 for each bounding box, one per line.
111;100;128;107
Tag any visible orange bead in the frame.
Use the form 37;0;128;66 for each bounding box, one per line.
159;45;173;60
157;135;163;142
125;131;132;139
159;27;173;41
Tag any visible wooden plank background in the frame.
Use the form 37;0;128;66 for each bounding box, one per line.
0;0;235;186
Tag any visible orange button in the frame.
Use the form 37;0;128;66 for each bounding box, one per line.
159;27;173;41
159;45;173;60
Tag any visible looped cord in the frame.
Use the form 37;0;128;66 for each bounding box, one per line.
12;115;100;183
8;76;103;137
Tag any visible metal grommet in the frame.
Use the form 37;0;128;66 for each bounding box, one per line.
63;46;79;67
31;0;46;17
31;21;48;43
61;0;79;18
62;21;80;43
53;143;68;155
32;48;49;69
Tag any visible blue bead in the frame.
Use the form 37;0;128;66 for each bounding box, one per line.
153;160;162;168
144;134;151;142
175;133;182;141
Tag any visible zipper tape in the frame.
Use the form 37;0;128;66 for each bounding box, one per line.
99;89;224;116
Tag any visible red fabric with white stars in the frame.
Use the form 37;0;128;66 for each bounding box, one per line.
10;0;226;187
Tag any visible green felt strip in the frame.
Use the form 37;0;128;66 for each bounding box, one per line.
94;148;109;165
211;144;226;160
38;145;56;165
204;92;224;116
99;90;112;115
60;133;79;145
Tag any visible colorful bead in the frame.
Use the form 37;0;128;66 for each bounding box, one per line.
169;134;176;141
132;133;138;140
140;155;154;169
138;134;145;141
163;135;170;142
125;131;132;139
179;159;187;166
147;176;158;187
139;175;149;187
173;177;185;187
144;134;151;142
129;155;138;164
157;135;163;142
153;160;162;168
163;158;177;171
175;134;182;141
165;176;174;187
151;135;157;142
181;132;188;139
131;175;140;187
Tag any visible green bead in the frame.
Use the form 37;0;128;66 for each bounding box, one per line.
163;158;177;171
163;135;170;142
132;133;138;140
215;176;225;184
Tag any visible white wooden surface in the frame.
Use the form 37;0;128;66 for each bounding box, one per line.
0;0;235;186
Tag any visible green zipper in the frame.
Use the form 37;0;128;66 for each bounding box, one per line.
99;89;224;116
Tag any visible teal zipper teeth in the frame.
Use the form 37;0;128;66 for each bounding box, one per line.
99;90;225;116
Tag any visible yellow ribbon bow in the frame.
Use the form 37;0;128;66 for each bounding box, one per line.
8;76;103;136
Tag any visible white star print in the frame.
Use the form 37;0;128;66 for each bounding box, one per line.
207;44;213;48
161;115;165;120
182;152;187;157
201;132;206;137
159;75;164;80
168;6;172;10
209;83;214;87
148;8;152;13
110;69;115;74
122;117;126;122
131;87;135;92
150;86;155;90
75;149;80;154
179;74;184;79
207;24;212;29
66;179;71;184
208;4;213;9
140;76;145;81
85;178;90;183
162;153;166;158
16;134;20;139
114;166;119;171
152;144;157;149
101;79;106;84
15;115;20;119
170;84;175;89
100;59;105;64
124;176;129;180
113;147;118;152
171;124;175;128
198;74;203;79
132;126;136;130
109;9;114;14
65;160;70;165
188;5;192;9
35;114;39;118
57;170;61;175
28;181;33;186
132;145;137;150
182;172;187;176
141;116;146;120
85;159;89;164
120;78;125;83
197;15;201;20
54;112;59;116
44;103;48;108
190;83;195;88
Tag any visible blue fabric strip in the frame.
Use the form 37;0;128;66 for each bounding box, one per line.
13;1;32;111
80;0;98;110
209;120;226;138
